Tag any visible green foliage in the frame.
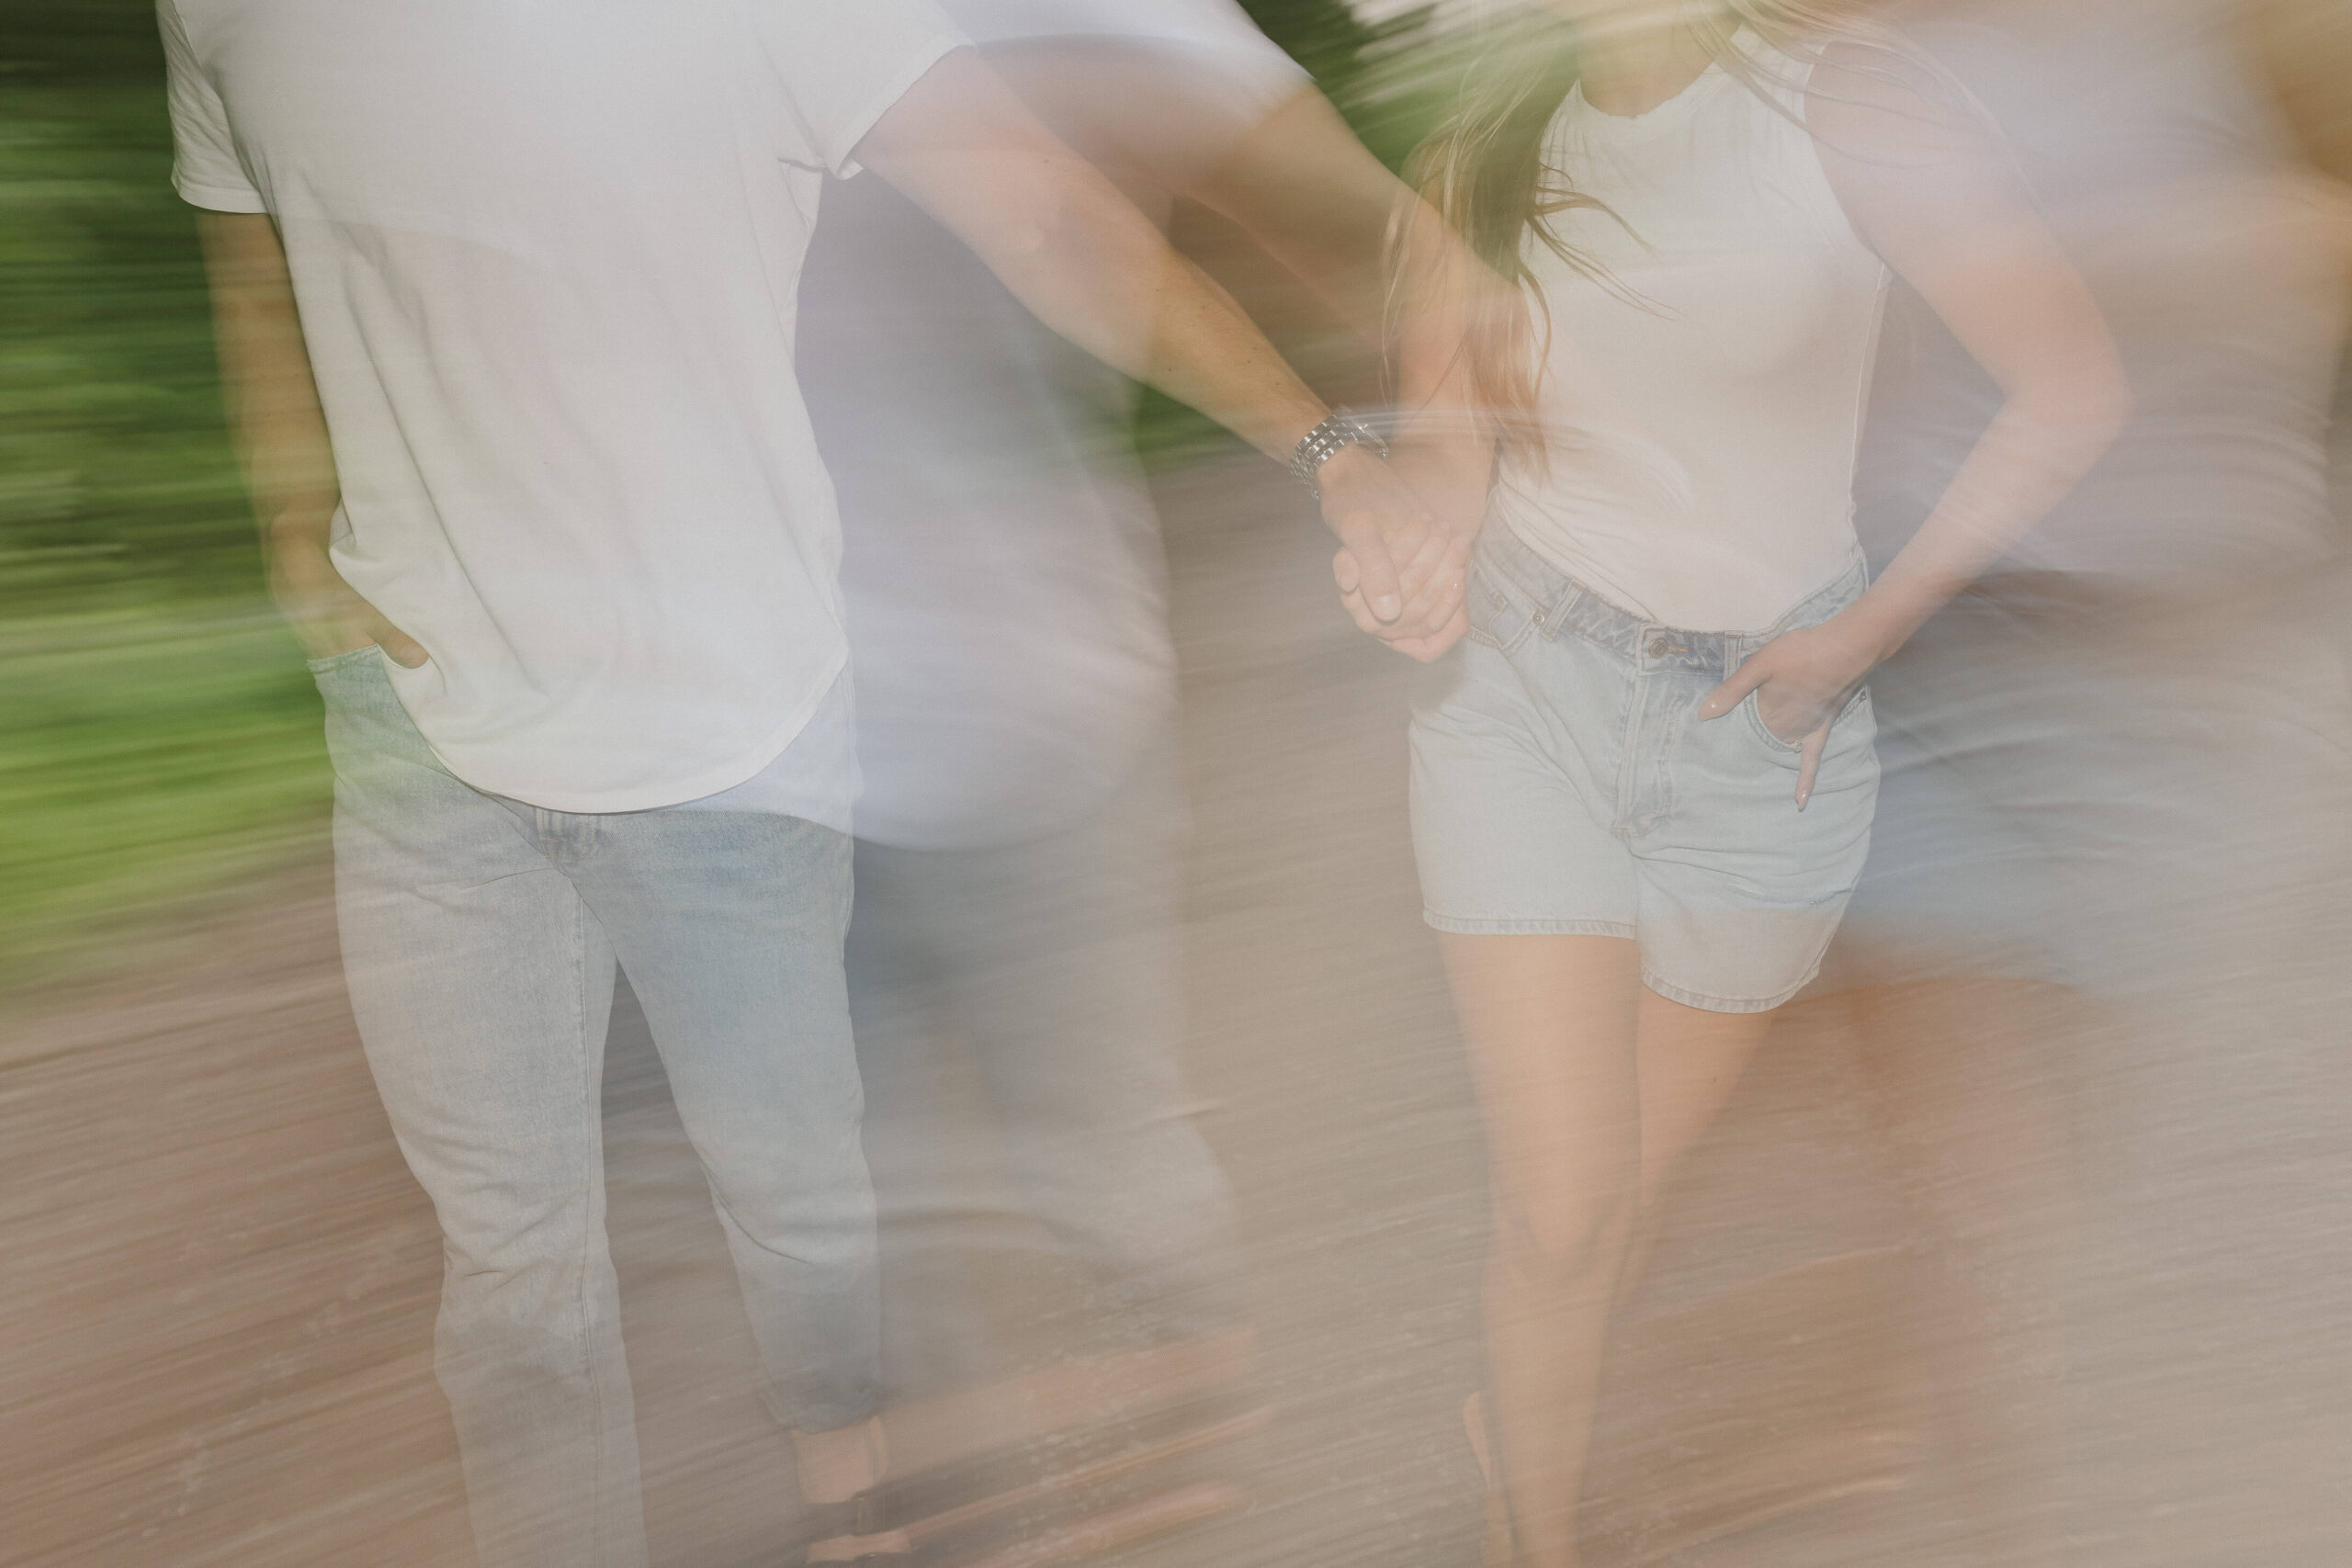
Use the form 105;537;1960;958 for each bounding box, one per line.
1237;0;1385;93
1;18;328;976
1135;2;1446;467
1237;0;1449;170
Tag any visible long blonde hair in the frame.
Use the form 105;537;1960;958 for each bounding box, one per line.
1393;1;1909;463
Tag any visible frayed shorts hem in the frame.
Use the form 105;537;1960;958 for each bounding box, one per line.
1422;913;1637;940
1640;964;1822;1016
1419;911;1825;1015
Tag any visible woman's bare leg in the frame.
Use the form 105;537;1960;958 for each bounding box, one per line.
1442;934;1778;1568
1447;932;1642;1568
1841;976;2081;1565
1617;987;1778;1298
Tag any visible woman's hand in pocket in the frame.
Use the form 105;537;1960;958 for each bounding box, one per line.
1699;615;1882;807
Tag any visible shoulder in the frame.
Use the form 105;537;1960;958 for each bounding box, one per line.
156;0;214;57
1789;27;2002;171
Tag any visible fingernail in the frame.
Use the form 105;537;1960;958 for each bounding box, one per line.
1374;595;1401;620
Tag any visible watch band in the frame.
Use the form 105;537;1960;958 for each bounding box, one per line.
1289;411;1390;498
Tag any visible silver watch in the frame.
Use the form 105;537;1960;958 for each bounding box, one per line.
1289;411;1390;499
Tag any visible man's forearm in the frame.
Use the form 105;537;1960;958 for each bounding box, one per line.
857;49;1465;639
931;155;1330;462
856;51;1335;463
1189;86;1404;344
196;211;424;662
194;212;341;544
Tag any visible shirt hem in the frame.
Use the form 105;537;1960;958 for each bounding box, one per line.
409;647;850;815
1490;514;1866;640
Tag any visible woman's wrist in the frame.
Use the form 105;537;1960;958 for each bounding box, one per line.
1832;590;1928;665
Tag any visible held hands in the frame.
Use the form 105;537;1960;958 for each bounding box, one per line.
1699;610;1887;808
1317;446;1472;663
269;533;429;668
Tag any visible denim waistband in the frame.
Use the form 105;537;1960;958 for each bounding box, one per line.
1476;523;1870;678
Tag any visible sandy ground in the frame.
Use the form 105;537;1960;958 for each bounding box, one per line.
7;457;2347;1568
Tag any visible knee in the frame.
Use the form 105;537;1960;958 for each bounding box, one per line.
704;1164;876;1278
433;1236;619;1397
1491;1183;1636;1289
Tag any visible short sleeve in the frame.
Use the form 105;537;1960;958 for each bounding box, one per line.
157;0;266;212
1801;36;2024;243
750;0;968;178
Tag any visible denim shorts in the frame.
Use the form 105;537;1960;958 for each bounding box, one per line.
1409;525;1880;1013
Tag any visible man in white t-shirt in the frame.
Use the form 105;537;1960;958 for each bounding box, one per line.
159;3;1458;1563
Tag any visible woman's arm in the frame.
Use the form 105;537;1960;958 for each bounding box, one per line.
2245;0;2352;186
1703;40;2131;804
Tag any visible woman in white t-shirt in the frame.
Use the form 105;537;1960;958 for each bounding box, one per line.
1382;4;2126;1562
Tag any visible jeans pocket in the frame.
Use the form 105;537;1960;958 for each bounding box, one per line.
307;644;385;676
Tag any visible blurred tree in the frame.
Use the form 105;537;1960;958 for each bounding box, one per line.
1;3;323;974
1238;0;1385;87
1239;0;1442;167
1;0;252;612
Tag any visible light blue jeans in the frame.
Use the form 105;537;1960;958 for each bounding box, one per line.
312;647;877;1568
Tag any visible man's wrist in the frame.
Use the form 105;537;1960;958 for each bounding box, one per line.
1289;410;1389;498
1315;441;1385;489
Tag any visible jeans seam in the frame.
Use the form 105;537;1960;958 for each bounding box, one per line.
565;891;607;1562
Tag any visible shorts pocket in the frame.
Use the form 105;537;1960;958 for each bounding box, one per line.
1743;689;1808;754
1743;684;1872;757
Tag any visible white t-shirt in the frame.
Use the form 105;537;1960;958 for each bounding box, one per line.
941;0;1307;161
160;0;963;813
944;0;1284;54
1494;38;1888;633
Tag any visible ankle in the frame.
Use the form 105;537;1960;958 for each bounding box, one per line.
792;1414;888;1505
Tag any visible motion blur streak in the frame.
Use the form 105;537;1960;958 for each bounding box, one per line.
3;4;2347;1568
